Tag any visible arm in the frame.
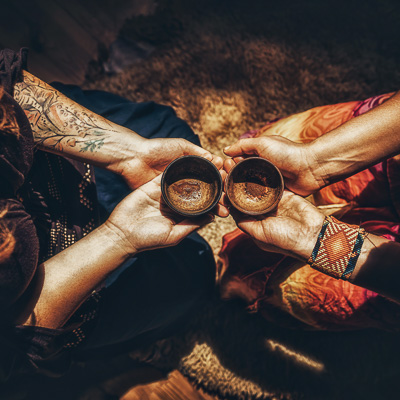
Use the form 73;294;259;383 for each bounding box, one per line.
309;91;400;187
349;233;400;302
224;91;400;196
229;189;400;303
14;71;222;190
17;176;213;329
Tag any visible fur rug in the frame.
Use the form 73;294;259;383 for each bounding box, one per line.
84;0;400;398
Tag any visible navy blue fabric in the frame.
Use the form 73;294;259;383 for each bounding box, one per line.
78;233;214;356
52;84;215;355
51;83;198;142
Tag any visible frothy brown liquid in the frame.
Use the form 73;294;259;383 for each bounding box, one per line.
167;178;215;212
227;161;283;214
244;181;269;200
171;180;201;200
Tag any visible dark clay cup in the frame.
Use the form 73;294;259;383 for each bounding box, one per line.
161;155;223;217
226;157;284;215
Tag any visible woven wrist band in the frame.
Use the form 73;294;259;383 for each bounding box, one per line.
307;216;366;280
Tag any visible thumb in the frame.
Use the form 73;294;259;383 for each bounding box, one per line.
170;214;215;242
224;139;261;157
181;140;223;169
182;140;212;159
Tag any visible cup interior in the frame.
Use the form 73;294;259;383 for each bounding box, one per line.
162;156;222;216
226;157;284;215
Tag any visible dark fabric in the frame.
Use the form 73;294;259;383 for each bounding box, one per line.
77;232;215;358
53;84;215;358
0;92;35;197
51;83;198;143
26;151;99;262
0;65;214;384
0;48;28;95
0;91;39;382
0;50;100;381
0;199;39;311
0;90;37;311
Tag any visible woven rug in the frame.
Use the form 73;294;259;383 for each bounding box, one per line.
84;1;400;398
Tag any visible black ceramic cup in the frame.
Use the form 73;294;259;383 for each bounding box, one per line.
161;155;223;217
225;157;284;215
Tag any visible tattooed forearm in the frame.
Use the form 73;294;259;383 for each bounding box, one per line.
13;71;116;153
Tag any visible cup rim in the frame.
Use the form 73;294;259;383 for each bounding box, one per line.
225;156;284;215
161;155;223;217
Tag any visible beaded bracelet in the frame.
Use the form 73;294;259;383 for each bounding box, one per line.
307;216;366;280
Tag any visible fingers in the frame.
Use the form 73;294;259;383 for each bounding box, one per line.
232;213;260;239
211;154;224;170
219;168;227;182
214;201;230;218
183;140;212;159
181;140;223;169
223;138;261;158
223;158;235;174
137;174;162;200
171;213;215;240
236;218;257;236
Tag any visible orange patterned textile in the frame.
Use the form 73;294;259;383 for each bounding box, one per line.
219;93;400;331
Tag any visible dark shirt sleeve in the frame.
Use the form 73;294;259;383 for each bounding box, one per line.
0;49;42;383
0;57;37;309
0;50;34;197
0;199;39;311
0;93;35;197
0;48;28;96
0;48;38;308
0;50;102;382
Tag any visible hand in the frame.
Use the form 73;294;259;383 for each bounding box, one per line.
230;190;325;260
224;136;327;196
105;175;217;255
119;137;224;190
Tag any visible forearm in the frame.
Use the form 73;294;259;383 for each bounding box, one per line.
308;91;400;186
13;71;145;173
349;233;400;303
20;222;133;329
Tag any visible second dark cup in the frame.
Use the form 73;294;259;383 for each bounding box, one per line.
226;157;284;215
161;155;223;217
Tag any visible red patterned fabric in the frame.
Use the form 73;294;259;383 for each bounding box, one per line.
218;93;400;331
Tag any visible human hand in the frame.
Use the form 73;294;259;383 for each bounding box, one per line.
230;190;325;260
224;136;326;196
118;137;224;190
105;175;221;255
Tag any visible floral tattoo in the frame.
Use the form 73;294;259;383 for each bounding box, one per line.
13;72;117;153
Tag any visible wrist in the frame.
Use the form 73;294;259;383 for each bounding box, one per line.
106;131;147;176
297;212;325;260
102;220;139;257
305;140;331;189
349;233;387;283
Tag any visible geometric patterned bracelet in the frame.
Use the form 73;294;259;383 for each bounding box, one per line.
307;215;366;280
